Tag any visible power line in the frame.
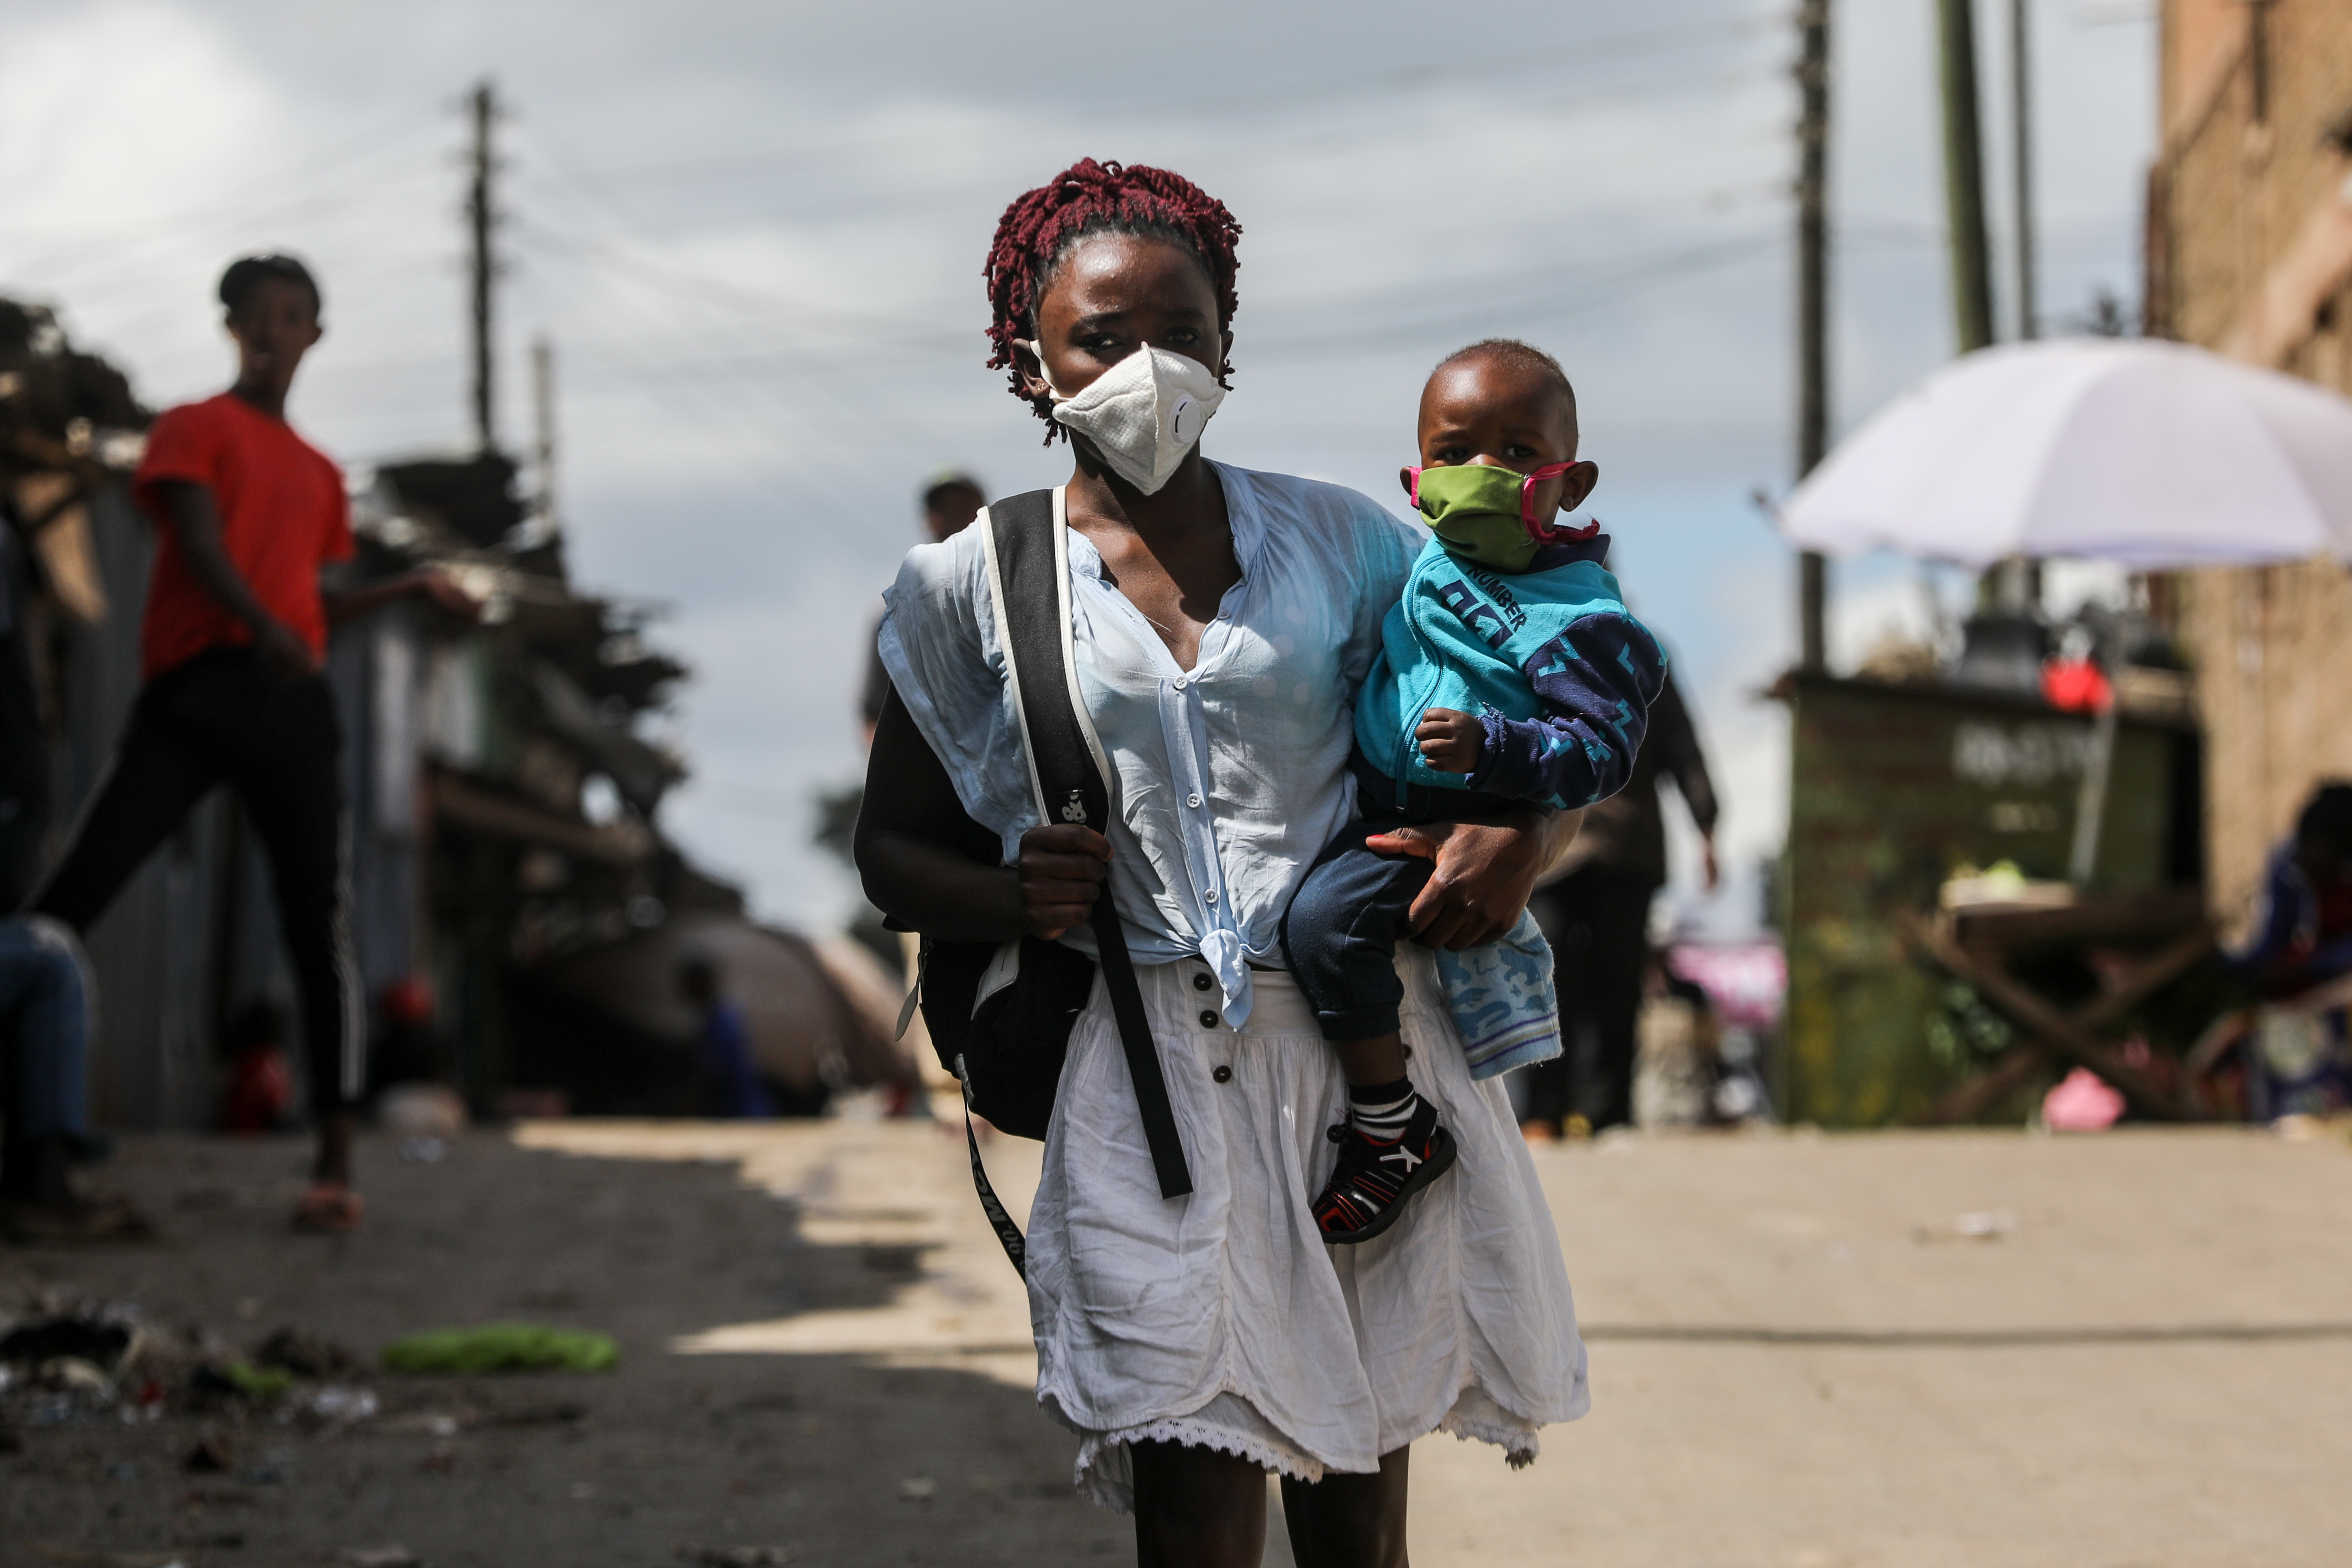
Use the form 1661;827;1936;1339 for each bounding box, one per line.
519;63;1792;247
1245;233;1785;355
303;218;1790;411
509;218;968;352
499;137;1792;368
559;11;1794;196
510;260;923;486
1;111;449;273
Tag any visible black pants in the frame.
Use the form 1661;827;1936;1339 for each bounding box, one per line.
1521;866;1657;1133
30;648;358;1117
0;548;48;914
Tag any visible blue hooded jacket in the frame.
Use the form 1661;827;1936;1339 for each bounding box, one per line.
1352;534;1666;811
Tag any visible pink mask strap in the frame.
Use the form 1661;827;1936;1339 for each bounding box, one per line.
1520;461;1599;541
1540;515;1604;542
1407;465;1425;511
1517;461;1576;524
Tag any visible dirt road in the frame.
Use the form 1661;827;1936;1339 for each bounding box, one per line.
5;1117;2351;1566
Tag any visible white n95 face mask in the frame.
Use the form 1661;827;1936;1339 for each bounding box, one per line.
1018;340;1226;495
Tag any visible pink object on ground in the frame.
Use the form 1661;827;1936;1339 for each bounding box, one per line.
2042;1067;2125;1131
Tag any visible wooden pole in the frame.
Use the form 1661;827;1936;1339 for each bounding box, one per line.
468;81;498;454
1937;0;1995;354
1796;0;1832;671
2009;0;2037;340
531;336;557;531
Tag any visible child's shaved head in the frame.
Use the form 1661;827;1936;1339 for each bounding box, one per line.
1432;339;1577;445
1435;337;1572;395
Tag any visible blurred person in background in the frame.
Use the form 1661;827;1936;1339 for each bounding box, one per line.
367;977;466;1143
860;472;985;747
859;476;986;1117
367;976;451;1095
0;503;47;912
1628;943;1724;1130
2233;782;2352;1000
18;253;473;1234
2226;782;2352;1120
0;914;149;1242
1522;666;1718;1139
678;955;774;1120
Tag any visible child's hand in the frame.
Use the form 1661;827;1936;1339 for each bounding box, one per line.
1416;708;1483;775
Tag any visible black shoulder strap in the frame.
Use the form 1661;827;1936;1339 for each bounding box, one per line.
959;1059;1029;1276
984;488;1194;1202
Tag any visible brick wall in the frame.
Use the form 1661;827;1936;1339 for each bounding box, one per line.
2156;0;2352;936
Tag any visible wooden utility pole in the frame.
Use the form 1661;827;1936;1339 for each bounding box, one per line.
1941;0;2020;609
532;336;558;530
1937;0;1996;355
2009;0;2036;340
467;80;498;454
2008;0;2040;609
1796;0;1832;671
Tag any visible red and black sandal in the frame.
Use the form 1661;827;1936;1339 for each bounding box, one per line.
1310;1099;1457;1244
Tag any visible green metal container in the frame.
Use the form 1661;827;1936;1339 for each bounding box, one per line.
1779;672;2194;1126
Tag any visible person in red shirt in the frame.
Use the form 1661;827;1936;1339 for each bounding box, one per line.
24;254;471;1232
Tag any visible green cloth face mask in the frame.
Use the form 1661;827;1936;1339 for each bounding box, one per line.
1408;460;1591;572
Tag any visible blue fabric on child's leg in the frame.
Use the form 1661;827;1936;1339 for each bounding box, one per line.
1434;909;1563;1080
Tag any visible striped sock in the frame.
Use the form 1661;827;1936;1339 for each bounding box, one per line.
1348;1077;1418;1140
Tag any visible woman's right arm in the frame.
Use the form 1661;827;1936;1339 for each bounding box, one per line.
855;686;1111;942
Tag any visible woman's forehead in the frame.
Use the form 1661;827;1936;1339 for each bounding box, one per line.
1043;231;1218;318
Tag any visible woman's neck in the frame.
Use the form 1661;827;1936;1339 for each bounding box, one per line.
1060;443;1238;670
1062;444;1225;545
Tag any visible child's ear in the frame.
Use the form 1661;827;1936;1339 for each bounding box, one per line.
1558;460;1600;513
1398;466;1418;499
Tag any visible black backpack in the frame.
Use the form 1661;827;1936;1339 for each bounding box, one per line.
896;487;1192;1275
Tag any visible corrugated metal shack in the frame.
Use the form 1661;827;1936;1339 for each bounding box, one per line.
4;299;907;1128
2148;0;2352;938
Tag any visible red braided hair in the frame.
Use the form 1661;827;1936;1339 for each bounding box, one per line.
983;158;1242;436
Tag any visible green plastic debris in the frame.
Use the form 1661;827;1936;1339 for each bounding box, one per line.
220;1360;296;1397
380;1323;619;1376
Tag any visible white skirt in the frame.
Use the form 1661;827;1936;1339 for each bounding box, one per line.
1025;949;1589;1513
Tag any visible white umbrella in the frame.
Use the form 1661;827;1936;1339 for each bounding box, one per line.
1780;338;2352;568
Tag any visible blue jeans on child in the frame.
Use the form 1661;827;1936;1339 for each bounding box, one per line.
1281;759;1561;1079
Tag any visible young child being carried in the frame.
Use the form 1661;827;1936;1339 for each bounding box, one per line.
1282;338;1666;1241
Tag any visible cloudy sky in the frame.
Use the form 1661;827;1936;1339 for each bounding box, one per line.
0;0;2157;940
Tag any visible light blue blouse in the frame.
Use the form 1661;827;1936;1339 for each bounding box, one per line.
877;462;1423;1027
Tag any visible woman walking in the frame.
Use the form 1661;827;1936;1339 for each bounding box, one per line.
857;159;1588;1567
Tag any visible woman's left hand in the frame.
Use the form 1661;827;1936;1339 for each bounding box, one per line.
1364;807;1562;949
